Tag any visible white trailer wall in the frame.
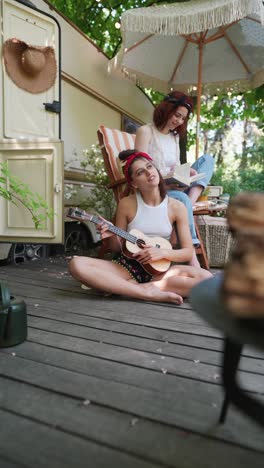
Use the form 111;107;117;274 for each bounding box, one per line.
33;0;154;169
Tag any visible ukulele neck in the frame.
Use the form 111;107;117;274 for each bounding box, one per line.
79;212;138;245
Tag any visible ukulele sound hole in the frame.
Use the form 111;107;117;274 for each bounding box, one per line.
137;239;146;249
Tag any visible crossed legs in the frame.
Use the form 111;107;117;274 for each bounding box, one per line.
69;256;212;304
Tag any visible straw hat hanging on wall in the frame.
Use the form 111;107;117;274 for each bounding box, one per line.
2;38;57;94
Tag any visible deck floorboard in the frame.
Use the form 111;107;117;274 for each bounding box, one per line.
0;258;263;467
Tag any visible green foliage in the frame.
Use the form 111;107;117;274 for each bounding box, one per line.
200;87;264;132
201;186;210;197
79;144;116;219
211;161;264;197
239;169;264;193
50;0;264;193
246;136;264;166
0;162;54;229
49;0;188;58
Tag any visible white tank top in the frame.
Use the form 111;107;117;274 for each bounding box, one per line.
147;123;181;176
127;192;172;240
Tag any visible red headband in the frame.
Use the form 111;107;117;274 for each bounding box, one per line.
123;152;153;183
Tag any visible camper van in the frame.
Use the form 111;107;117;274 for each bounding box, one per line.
0;0;153;263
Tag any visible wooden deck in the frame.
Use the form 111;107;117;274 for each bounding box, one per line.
0;257;263;468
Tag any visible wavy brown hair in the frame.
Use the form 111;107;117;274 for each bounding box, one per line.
153;91;193;138
118;149;167;201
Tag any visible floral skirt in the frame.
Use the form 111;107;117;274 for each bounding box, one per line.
112;253;152;284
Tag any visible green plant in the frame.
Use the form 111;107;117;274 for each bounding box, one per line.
202;187;210;196
79;144;116;219
211;160;264;197
0;162;55;229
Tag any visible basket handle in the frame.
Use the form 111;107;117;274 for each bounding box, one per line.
0;283;11;340
0;282;10;312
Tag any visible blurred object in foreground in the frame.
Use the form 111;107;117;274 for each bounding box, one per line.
223;192;264;317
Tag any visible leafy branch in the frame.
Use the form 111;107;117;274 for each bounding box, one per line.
0;162;55;229
79;144;116;220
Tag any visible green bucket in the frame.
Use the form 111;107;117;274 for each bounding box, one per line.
0;283;27;348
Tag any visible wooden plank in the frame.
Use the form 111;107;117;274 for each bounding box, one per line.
0;271;194;312
1;258;264;466
2;339;223;398
27;301;225;351
28;315;264;372
3;338;224;396
0;270;82;294
22;328;264;391
0;457;26;468
0;281;222;338
0;409;159;468
0;377;263;468
0;265;196;309
1;351;264;452
0;273;196;310
2;270;262;360
4;275;261;357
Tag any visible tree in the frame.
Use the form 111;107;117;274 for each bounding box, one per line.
49;0;189;58
199;87;264;167
50;0;264;173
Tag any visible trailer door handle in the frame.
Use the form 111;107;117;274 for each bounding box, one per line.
43;100;61;113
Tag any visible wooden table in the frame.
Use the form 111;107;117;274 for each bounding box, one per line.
193;201;228;215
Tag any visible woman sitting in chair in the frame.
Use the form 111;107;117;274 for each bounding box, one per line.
69;150;211;304
135;90;215;266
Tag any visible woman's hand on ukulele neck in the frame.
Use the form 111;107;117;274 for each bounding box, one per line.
96;217;114;240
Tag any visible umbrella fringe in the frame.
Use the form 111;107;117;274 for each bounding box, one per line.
121;0;264;36
116;65;264;96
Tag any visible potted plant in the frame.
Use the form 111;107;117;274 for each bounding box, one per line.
198;187;210;202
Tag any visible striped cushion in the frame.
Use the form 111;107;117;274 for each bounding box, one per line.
98;125;136;180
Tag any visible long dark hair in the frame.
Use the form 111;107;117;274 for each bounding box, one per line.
153;91;193;138
118;149;167;200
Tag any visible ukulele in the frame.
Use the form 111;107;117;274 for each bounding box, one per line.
67;207;172;275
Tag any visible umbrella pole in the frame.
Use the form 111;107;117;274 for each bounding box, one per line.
195;39;204;160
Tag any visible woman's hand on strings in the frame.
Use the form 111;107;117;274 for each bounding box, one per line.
133;244;165;264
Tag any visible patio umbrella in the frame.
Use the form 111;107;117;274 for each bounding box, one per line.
112;0;264;158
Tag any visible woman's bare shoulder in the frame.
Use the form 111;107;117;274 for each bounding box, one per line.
168;196;182;208
118;194;136;209
136;124;152;138
168;197;188;217
117;194;137;224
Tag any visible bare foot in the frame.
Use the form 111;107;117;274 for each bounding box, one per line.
141;283;183;304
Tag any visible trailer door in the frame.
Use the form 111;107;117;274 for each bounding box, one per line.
2;0;60;139
0;0;63;244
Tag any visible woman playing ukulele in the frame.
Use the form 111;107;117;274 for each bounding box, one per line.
69;150;211;304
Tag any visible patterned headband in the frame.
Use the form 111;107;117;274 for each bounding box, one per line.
123;152;153;184
163;94;192;112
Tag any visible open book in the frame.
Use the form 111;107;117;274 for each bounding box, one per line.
164;163;205;188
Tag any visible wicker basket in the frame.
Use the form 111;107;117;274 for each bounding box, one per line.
197;216;235;267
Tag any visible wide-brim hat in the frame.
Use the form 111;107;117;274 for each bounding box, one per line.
2;38;57;94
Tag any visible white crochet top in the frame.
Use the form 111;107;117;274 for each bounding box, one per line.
127;192;172;240
147;123;181;176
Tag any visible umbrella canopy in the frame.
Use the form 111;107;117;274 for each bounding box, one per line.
112;0;264;157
